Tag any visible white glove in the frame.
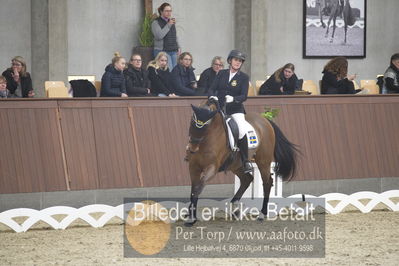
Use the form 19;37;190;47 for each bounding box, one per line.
209;96;218;101
225;95;234;103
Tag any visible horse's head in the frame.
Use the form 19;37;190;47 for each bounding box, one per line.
185;100;218;158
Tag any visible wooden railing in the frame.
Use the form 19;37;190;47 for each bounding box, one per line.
1;95;398;194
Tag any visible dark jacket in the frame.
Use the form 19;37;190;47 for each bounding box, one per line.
321;70;355;94
2;68;33;97
70;79;97;97
124;65;150;97
148;64;174;96
208;69;249;115
100;64;126;97
171;64;196;96
383;63;399;93
198;67;218;95
259;73;298;95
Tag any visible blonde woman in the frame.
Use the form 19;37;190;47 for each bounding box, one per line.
2;56;34;97
100;52;128;97
147;52;176;97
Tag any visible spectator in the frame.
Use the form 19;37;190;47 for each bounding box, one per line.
320;57;358;94
152;2;180;70
0;76;10;98
2;56;34;98
171;52;198;96
198;56;224;95
382;53;399;94
100;52;128;97
124;54;151;97
147;52;176;97
259;63;298;95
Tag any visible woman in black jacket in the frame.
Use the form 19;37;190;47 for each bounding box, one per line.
100;52;128;97
124;54;151;97
2;56;34;98
321;57;357;94
259;63;298;95
198;56;224;95
147;52;176;97
171;52;197;96
382;53;399;94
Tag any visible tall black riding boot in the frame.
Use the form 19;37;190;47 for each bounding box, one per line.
238;136;252;174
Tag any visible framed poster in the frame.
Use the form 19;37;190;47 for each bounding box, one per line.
303;0;366;58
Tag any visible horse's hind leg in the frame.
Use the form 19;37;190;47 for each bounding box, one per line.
344;23;347;43
256;160;274;220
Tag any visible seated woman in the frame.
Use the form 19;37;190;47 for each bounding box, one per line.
198;56;224;95
147;52;176;97
382;53;399;94
2;56;34;98
321;57;357;94
259;63;298;95
171;52;197;96
100;52;128;97
124;54;151;97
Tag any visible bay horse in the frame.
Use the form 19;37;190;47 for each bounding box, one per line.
324;0;356;43
184;99;298;226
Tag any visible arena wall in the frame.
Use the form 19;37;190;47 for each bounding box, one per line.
1;0;398;96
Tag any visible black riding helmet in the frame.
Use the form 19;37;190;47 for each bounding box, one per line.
227;50;246;63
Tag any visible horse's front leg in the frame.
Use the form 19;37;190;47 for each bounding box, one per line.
330;17;337;43
325;16;332;37
344;24;347;44
185;164;216;227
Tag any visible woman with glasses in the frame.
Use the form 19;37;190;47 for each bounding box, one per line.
100;52;128;97
152;2;181;70
171;52;198;96
2;56;34;98
198;56;224;95
124;54;151;97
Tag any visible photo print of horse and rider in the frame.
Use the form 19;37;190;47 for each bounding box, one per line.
303;0;366;58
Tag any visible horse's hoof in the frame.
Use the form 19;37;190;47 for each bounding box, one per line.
257;213;265;222
330;39;333;43
184;216;197;227
184;220;197;227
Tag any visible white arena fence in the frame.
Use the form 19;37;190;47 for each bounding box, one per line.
1;190;398;233
1;163;398;233
306;18;365;29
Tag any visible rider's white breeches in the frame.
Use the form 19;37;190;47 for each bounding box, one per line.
231;113;251;139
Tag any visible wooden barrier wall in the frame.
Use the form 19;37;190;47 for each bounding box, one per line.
0;95;398;194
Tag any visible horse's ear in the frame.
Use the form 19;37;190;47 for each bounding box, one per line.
191;104;200;115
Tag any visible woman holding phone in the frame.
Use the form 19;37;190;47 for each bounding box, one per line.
151;2;181;70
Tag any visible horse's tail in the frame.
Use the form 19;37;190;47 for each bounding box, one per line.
268;119;299;181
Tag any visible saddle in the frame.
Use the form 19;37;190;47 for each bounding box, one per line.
218;115;259;173
224;115;259;151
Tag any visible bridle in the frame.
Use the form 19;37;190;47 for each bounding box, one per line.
187;110;215;154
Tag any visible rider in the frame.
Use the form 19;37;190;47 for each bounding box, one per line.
208;49;252;174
